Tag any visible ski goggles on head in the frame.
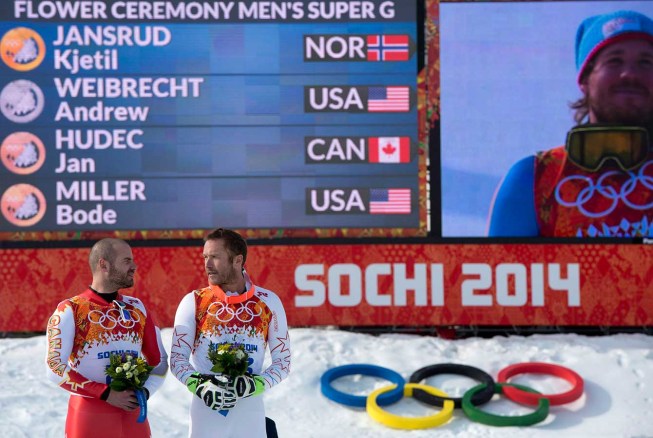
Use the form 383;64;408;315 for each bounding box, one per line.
565;125;649;172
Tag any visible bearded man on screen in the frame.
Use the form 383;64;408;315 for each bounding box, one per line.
488;10;653;237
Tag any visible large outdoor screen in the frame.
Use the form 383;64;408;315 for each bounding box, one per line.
0;0;426;240
1;0;651;242
440;0;653;238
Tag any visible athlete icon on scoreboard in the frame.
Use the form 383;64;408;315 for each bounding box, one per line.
0;79;45;123
1;183;46;227
0;27;45;71
1;132;46;175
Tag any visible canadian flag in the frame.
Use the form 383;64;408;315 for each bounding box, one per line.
368;137;410;163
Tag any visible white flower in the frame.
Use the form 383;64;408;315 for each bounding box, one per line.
115;367;123;373
126;355;133;361
235;350;246;360
125;362;132;369
126;372;133;378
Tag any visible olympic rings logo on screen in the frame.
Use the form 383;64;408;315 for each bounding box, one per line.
320;362;584;430
88;308;140;329
207;300;262;323
555;161;653;218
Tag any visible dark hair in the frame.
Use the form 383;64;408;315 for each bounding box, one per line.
569;59;594;124
569;95;589;125
204;228;248;266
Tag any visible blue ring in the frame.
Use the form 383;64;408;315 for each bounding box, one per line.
320;364;405;408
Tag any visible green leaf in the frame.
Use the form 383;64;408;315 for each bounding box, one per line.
110;380;129;391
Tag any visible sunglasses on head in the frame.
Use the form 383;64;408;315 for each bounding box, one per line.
565;125;650;172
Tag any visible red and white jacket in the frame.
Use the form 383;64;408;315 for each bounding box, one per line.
45;289;168;398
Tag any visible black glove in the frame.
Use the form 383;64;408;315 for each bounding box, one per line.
216;374;266;399
186;373;237;410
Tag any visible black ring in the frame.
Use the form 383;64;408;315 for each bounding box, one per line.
408;363;496;408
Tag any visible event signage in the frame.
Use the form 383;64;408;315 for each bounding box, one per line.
1;242;651;332
0;0;420;234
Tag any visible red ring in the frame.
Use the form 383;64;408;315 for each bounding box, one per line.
497;362;584;406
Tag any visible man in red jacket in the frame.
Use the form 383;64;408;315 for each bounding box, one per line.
45;238;168;438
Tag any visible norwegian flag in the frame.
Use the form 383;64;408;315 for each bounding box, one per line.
367;35;410;61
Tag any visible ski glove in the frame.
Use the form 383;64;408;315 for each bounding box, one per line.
218;374;266;399
186;373;237;411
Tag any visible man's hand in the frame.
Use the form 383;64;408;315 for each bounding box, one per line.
186;373;237;411
105;388;139;411
218;374;266;399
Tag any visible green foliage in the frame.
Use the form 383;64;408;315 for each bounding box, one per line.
104;353;154;391
207;342;249;379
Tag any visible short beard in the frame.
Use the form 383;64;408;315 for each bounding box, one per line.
212;267;240;288
587;81;653;128
108;264;134;289
592;103;653;141
591;102;653;127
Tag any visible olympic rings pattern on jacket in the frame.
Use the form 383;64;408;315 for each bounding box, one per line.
88;308;140;329
554;161;653;217
206;300;262;323
320;362;584;430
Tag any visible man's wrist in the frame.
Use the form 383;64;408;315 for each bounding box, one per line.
253;375;266;396
186;373;202;393
100;386;111;401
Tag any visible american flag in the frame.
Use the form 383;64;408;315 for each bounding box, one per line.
369;188;411;214
368;86;410;112
367;35;410;61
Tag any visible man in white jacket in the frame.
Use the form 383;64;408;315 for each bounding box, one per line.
170;228;291;438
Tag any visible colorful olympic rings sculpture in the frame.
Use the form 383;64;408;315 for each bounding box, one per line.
321;362;584;430
409;363;495;408
367;383;454;430
497;362;585;406
462;383;550;427
320;364;404;407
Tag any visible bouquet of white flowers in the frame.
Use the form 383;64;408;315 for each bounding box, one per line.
105;353;153;422
206;342;250;416
207;342;249;378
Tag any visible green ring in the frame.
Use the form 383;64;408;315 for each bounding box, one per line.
462;383;549;427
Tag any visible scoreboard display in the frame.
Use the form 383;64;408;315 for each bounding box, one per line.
0;0;424;240
1;1;652;333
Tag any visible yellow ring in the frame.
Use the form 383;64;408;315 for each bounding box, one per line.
366;383;454;430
